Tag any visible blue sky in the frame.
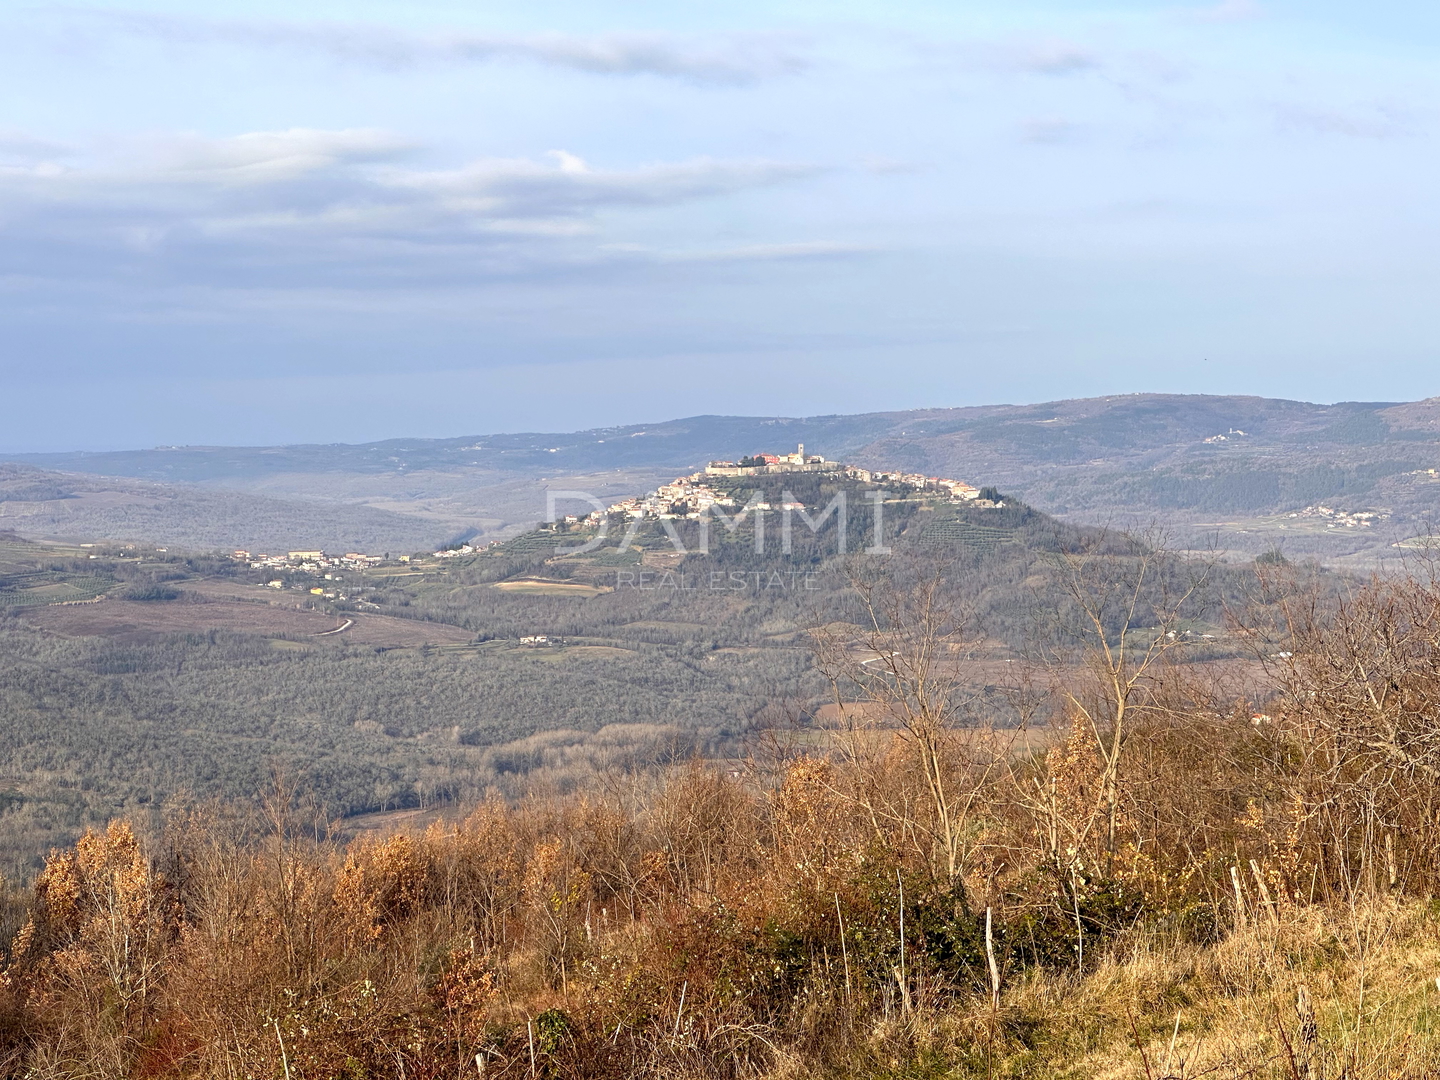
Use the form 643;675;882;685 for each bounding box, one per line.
2;0;1438;449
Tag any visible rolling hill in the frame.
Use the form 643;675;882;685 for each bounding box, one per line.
4;393;1439;562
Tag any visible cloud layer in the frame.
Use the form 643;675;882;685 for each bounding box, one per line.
4;2;1440;451
0;131;823;288
64;10;810;85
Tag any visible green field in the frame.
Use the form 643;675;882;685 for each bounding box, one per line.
918;519;1018;548
0;571;113;606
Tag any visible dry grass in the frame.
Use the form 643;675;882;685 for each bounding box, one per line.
973;901;1440;1079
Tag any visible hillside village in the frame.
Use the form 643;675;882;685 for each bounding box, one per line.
233;550;389;572
218;446;994;564
225;548;393;599
1284;505;1386;528
569;444;988;524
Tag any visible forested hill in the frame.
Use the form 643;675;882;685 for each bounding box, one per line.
0;485;1238;878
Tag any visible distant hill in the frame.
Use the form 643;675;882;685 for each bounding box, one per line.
0;463;449;554
4;394;1439;562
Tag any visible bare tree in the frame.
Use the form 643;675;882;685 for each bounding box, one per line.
812;559;1010;884
1249;563;1440;897
1035;529;1216;875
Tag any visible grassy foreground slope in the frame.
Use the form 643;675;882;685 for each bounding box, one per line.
2;734;1436;1077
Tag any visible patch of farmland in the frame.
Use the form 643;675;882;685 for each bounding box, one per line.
0;572;113;606
491;579;609;596
917;520;1017;548
19;592;474;646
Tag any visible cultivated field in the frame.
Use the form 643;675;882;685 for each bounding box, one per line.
19;584;475;647
490;577;611;596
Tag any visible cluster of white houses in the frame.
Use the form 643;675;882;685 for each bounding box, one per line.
231;550;386;572
580;445;985;524
227;549;389;599
1287;505;1382;528
433;542;503;558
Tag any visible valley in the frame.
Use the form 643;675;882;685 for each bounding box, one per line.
0;446;1264;881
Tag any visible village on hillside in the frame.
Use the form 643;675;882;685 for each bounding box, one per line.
569;444;991;525
221;446;994;565
234;550;389;572
222;549;394;600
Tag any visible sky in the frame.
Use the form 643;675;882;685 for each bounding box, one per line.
2;0;1439;450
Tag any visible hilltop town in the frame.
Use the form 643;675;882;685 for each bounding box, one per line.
218;445;993;564
574;444;989;524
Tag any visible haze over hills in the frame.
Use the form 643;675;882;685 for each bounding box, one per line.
0;464;453;555
4;393;1439;561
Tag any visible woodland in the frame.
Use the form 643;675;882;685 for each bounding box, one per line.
1;537;1439;1076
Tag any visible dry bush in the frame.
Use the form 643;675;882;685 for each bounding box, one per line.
1250;569;1440;900
5;566;1440;1077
